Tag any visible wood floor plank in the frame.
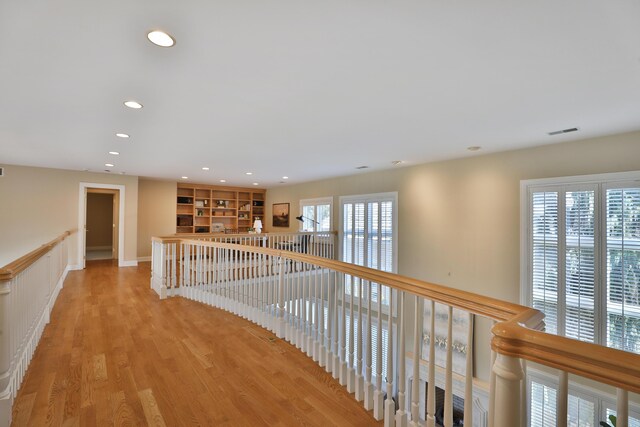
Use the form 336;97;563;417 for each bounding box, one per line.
11;260;382;426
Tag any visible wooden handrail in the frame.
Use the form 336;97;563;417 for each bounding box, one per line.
154;235;640;395
0;230;76;281
163;230;338;239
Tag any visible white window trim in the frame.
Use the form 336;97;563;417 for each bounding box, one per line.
520;170;640;348
299;196;334;232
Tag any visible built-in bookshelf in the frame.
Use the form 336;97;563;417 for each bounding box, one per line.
176;183;266;233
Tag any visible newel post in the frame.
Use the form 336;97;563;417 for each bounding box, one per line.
492;353;525;427
276;256;286;338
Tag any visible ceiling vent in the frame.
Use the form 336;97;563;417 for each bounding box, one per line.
548;127;579;136
356;165;369;170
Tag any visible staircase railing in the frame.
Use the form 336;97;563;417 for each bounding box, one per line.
0;230;75;427
150;236;640;427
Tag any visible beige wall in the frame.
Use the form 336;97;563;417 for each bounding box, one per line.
86;193;113;248
265;130;640;380
0;165;138;267
137;178;177;259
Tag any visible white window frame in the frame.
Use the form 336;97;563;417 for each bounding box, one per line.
520;170;640;349
339;191;398;274
299;197;333;232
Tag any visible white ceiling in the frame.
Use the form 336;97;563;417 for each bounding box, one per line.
1;1;639;187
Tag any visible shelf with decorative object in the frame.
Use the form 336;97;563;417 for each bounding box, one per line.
176;183;266;234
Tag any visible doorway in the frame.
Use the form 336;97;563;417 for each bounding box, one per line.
78;182;126;268
85;190;118;261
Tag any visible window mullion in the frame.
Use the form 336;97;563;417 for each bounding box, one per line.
558;189;567;337
596;183;606;347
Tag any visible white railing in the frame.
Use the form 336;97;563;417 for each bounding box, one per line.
175;231;336;259
0;231;74;427
151;237;640;427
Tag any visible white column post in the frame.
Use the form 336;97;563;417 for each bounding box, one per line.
492;353;524;427
426;301;436;427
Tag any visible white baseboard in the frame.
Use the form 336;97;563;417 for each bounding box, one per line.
137;256;151;262
68;264;83;271
120;260;138;267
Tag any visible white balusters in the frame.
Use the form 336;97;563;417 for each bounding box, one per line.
464;313;474;427
617;388;629;427
355;278;364;401
396;291;407;427
409;295;420;427
340;273;348;386
426;300;436;427
319;269;326;368
557;370;568;427
347;277;356;393
332;270;340;378
444;306;453;427
313;270;320;363
364;280;374;410
374;283;384;420
384;288;395;427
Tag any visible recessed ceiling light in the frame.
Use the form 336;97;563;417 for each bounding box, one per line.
105;163;114;167
147;30;175;47
115;133;130;138
356;166;369;170
282;176;289;179
202;167;210;171
220;179;226;183
124;100;143;109
252;182;259;186
181;176;188;179
108;151;119;155
391;160;403;166
245;172;253;175
467;146;482;151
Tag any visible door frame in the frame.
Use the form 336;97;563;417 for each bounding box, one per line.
78;182;126;268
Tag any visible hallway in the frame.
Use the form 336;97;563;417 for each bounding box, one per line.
11;261;381;426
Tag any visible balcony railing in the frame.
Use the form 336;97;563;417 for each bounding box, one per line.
0;230;74;427
151;234;640;427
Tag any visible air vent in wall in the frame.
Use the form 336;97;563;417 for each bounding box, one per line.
0;167;4;177
548;127;579;136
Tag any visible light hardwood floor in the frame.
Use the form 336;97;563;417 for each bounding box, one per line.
11;260;382;426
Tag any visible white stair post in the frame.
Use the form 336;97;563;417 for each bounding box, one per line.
396;291;407;427
492;353;524;427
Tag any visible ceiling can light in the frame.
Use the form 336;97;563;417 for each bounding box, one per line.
467;146;482;151
124;100;143;109
220;179;226;183
115;133;130;138
252;182;259;186
245;172;253;175
108;151;120;155
202;167;210;171
147;30;175;47
282;176;289;180
181;176;188;179
105;163;114;168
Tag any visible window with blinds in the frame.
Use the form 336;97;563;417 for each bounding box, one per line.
522;173;640;353
341;193;397;304
299;197;332;232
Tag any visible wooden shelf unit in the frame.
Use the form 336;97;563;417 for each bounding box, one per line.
176;183;266;233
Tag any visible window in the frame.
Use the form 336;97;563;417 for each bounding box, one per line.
522;172;640;352
299;197;332;232
340;192;397;304
527;369;640;427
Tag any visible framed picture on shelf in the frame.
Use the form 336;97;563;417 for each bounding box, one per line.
272;203;290;227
